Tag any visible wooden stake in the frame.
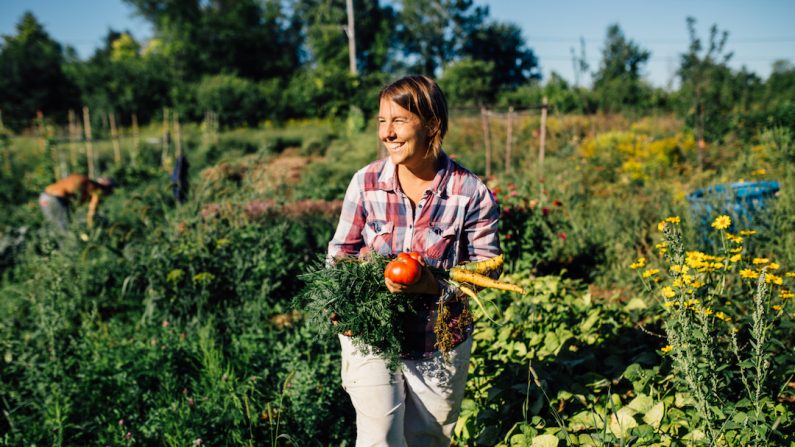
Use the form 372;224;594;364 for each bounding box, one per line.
505;106;514;174
83;106;95;179
538;97;548;182
132;112;140;163
481;107;492;178
161;107;170;170
173;111;182;159
68;110;78;173
109;112;121;164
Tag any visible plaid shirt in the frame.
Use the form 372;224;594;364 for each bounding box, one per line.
328;151;501;359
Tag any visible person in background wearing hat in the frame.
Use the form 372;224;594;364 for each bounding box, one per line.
39;174;115;232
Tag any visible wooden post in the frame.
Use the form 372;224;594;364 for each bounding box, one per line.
68;110;79;173
83;106;95;179
505;106;514;174
36;111;46;155
173;111;183;159
480;107;492;178
345;0;358;76
109;112;121;164
538;97;548;182
161;107;170;170
132;112;140;164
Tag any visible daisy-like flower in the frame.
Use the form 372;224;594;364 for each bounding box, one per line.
730;254;742;263
661;286;676;299
642;269;660;278
665;216;681;224
739;230;757;236
752;258;770;265
772;305;782;312
660;345;673;353
630;257;646;269
740;269;760;279
715;311;732;321
711;215;731;230
725;233;744;244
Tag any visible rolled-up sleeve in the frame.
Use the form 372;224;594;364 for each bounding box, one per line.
463;183;501;263
327;173;367;259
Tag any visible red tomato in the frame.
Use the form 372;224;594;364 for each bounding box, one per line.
385;255;422;285
397;251;423;263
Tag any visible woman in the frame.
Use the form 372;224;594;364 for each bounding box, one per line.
328;75;500;446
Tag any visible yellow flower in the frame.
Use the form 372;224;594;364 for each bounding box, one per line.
772;305;782;312
730;254;742;263
715;311;732;321
642;268;660;278
781;291;795;299
740;269;760;279
711;215;731;230
739;230;757;236
630;257;646;270
751;168;766;176
663;301;676;308
765;274;783;286
657;221;666;232
725;233;744;244
665;216;681;224
768;262;780;270
661;345;673;353
787;272;795;278
661;286;676;299
703;307;714;316
729;247;743;253
752;258;769;265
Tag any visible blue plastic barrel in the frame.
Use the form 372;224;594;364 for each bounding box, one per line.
687;180;780;235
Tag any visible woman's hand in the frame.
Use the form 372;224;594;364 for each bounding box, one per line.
384;257;440;295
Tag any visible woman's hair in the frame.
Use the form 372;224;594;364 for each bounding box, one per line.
379;75;448;158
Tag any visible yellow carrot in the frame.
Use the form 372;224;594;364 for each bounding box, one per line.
455;254;504;274
449;269;525;294
458;284;501;323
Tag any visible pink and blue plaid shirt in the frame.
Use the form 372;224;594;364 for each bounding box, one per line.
328;151;501;359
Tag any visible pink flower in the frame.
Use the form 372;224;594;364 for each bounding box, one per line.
162;320;169;328
558;232;567;241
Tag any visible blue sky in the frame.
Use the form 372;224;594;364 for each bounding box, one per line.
1;0;793;89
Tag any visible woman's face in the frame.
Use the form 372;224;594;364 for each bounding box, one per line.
378;98;431;168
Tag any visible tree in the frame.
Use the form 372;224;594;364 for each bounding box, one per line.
592;24;651;112
676;17;735;152
460;20;540;90
0;12;79;130
439;58;496;107
396;0;487;75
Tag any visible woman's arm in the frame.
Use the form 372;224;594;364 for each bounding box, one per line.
327;173;367;259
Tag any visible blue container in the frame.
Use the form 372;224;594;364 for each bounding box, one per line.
687;180;780;234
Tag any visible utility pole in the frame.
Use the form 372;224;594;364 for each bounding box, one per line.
345;0;358;76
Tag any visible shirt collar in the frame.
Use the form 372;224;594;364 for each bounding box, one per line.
376;150;452;199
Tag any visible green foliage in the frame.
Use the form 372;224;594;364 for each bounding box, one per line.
294;254;420;370
592;24;653;113
196;74;263;128
440;58;497;107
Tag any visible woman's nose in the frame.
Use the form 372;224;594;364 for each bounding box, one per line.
381;123;396;140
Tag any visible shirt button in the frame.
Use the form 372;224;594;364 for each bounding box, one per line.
418;204;423;209
409;224;413;229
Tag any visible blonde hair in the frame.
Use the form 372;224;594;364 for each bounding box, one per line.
378;75;448;158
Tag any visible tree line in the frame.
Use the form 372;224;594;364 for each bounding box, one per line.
1;0;794;143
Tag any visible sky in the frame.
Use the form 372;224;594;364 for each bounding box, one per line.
1;0;793;89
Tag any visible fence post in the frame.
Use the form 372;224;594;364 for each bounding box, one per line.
174;111;183;159
109;112;121;164
83;106;95;178
505;106;514;174
538;97;548;182
161;107;171;171
68;110;79;173
481;107;492;178
132;112;140;164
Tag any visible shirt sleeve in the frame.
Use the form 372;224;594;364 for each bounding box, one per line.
462;182;502;263
327;173;367;260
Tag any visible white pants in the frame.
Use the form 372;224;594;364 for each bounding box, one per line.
338;334;472;447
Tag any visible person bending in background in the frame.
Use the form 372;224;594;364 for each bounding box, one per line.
39;174;114;232
327;75;501;446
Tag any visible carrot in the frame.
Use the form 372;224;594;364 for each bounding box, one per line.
449;269;526;294
454;254;504;274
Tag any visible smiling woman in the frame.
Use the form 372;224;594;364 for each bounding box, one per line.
326;75;501;447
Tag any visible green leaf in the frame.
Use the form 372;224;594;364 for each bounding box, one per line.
531;434;559;447
627;394;654;413
608;407;638;438
642;401;665;429
580;309;601;332
623;297;647;311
